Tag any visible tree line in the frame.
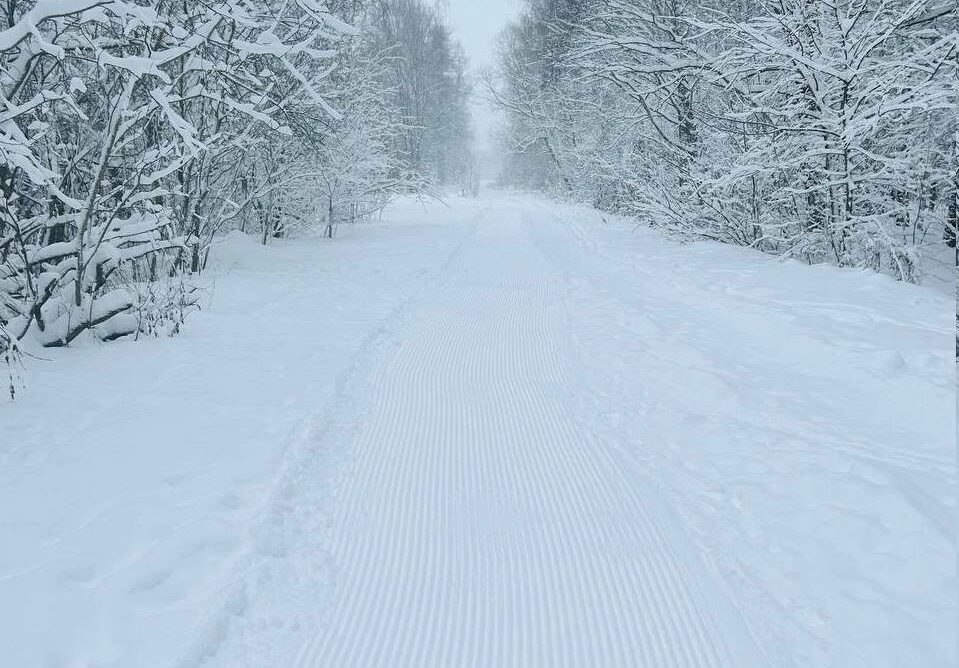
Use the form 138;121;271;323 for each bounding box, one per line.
0;0;472;396
491;0;957;281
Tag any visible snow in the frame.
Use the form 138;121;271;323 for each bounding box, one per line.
0;193;954;667
0;200;482;667
0;1;107;52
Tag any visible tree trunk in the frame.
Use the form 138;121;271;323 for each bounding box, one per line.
326;195;335;239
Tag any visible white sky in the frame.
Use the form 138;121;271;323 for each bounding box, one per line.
445;0;520;69
443;0;523;158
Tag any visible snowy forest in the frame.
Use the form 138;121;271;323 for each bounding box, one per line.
0;0;472;387
491;0;957;280
1;0;956;387
0;2;954;666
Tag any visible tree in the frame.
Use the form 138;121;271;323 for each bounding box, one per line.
369;0;474;189
0;0;351;350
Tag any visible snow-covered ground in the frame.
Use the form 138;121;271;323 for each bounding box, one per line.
1;193;954;667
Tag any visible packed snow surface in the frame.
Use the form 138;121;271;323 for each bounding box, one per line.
0;193;953;667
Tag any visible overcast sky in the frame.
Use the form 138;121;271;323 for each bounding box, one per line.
444;0;522;158
445;0;519;69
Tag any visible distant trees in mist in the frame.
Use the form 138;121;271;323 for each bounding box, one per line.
491;0;957;282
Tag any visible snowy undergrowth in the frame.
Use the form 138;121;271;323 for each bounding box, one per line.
0;196;484;668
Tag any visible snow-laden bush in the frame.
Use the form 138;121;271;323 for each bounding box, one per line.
0;0;351;386
128;276;200;340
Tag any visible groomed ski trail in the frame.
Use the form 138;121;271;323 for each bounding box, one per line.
291;204;760;667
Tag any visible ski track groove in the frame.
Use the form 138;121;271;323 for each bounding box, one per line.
287;206;751;667
179;210;484;668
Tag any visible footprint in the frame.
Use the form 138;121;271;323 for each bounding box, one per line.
130;567;174;593
59;563;97;585
220;492;242;510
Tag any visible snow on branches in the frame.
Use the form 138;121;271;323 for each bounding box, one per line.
493;0;957;282
0;0;474;396
0;0;352;360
